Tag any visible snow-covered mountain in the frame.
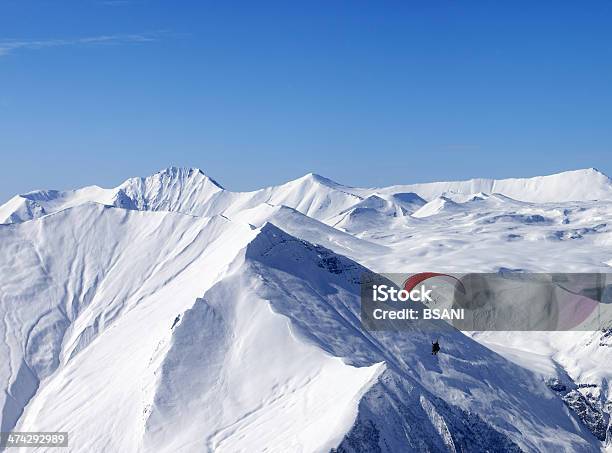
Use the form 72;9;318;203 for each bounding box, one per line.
3;167;611;225
375;167;612;203
1;167;611;452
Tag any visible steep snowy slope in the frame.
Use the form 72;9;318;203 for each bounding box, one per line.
218;180;612;448
7;222;600;452
237;225;599;452
0;204;258;437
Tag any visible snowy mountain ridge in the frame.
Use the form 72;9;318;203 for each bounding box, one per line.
2;167;611;225
1;167;612;452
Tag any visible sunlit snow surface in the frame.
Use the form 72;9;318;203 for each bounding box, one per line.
1;167;611;452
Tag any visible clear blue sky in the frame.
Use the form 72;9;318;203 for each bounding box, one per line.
1;1;611;200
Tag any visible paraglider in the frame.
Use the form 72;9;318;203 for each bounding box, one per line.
431;340;440;355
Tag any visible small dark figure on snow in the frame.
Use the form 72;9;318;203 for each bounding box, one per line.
431;340;440;355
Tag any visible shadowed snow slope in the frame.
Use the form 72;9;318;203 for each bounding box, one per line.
234;225;599;452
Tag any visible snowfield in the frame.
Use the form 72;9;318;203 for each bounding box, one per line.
1;167;611;452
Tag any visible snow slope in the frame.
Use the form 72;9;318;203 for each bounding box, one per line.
0;205;255;436
2;167;612;452
2;216;599;452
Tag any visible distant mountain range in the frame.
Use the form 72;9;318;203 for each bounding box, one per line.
2;167;611;225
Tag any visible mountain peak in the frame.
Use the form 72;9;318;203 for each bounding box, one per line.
576;167;606;176
297;172;343;188
112;167;225;213
149;167;224;190
540;167;610;180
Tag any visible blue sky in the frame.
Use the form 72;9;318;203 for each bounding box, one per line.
1;1;611;199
